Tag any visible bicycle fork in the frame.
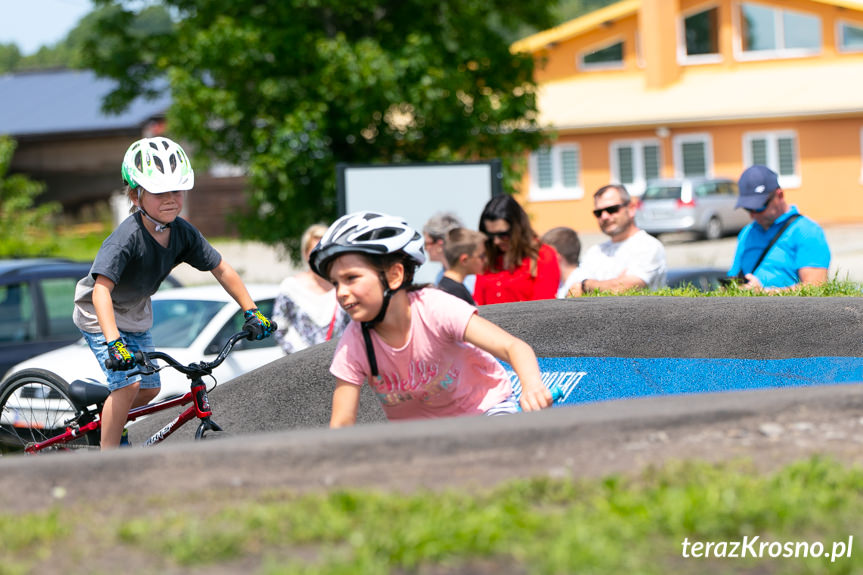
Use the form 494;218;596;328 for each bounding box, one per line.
192;378;223;439
144;377;222;446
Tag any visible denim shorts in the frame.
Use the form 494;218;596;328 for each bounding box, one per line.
81;330;161;392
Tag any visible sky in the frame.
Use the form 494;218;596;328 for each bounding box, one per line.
0;0;93;55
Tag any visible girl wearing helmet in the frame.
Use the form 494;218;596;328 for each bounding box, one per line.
73;137;275;450
309;211;553;427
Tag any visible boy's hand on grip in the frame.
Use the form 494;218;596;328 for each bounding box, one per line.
243;308;275;340
105;338;135;371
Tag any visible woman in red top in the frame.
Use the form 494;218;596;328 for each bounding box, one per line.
474;195;560;305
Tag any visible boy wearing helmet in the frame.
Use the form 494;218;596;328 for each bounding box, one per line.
73;137;275;449
309;211;553;427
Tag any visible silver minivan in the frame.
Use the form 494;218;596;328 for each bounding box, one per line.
634;177;750;240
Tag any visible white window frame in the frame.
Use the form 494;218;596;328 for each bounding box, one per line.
609;139;662;197
742;130;801;189
837;20;863;54
733;1;822;61
678;2;723;65
672;133;714;178
578;37;625;71
528;144;584;202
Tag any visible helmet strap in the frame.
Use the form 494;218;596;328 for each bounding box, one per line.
136;189;171;232
360;273;404;377
138;207;171;232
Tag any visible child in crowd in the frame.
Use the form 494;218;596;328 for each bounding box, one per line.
438;227;488;306
73;137;274;449
540;226;581;298
308;211;552;427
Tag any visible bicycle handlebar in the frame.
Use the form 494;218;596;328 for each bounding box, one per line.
104;330;253;376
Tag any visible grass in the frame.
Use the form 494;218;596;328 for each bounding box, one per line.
1;456;861;574
584;277;862;298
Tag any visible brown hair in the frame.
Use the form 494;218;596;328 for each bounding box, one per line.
320;251;424;293
442;228;487;269
479;195;540;275
540;227;581;266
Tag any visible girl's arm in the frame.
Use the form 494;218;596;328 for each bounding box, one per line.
330;380;361;428
210;259;257;311
463;314;551;412
92;275;121;341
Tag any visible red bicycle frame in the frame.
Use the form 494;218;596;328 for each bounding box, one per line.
22;331;250;453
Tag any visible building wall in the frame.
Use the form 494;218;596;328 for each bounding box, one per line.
518;116;863;235
185;175;250;237
516;0;863;236
534;0;863;84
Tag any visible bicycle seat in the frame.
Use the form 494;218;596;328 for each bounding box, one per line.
69;379;110;409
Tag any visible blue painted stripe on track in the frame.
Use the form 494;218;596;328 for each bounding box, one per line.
506;357;863;406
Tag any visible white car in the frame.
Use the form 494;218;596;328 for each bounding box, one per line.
4;284;284;402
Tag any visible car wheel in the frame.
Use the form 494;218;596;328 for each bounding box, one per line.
704;217;722;241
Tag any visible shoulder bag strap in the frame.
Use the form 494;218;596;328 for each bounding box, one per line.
748;214;802;275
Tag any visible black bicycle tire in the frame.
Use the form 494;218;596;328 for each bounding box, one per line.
0;368;100;454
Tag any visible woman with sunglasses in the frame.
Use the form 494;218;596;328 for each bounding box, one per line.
473;195;560;305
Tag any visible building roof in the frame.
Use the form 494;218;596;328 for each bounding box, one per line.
536;57;863;131
512;0;863;54
512;0;639;54
0;69;170;138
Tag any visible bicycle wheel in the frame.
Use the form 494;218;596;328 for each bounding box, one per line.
0;369;100;454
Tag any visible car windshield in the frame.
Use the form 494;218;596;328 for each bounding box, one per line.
151;299;225;348
643;185;682;200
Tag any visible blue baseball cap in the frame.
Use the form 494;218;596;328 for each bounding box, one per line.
736;165;780;210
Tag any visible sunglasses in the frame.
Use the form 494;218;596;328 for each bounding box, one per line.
744;191;775;214
592;202;629;218
485;230;511;240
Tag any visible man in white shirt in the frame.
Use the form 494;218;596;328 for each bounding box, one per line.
567;184;666;296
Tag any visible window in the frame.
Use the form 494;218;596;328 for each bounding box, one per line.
743;131;800;188
0;283;36;343
682;6;720;61
579;39;624;70
40;277;79;339
672;134;713;178
838;21;863;52
738;2;821;57
529;144;583;201
610;139;662;196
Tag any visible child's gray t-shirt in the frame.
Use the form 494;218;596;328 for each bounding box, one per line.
73;212;222;333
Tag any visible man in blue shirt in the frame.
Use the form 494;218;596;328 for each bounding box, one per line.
729;165;830;290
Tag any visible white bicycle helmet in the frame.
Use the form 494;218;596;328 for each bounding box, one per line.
309;211;426;278
121;137;195;194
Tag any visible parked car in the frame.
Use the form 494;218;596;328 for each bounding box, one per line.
3;284;283;401
0;258;183;379
634;177;750;240
666;267;728;292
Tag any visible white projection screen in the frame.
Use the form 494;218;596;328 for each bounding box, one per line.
336;160;503;283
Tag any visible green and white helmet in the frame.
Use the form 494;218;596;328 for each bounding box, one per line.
121;137;195;194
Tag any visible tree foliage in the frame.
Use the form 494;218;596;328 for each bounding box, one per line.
81;0;557;251
0;137;61;257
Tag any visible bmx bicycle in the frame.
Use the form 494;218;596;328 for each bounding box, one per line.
0;330;254;454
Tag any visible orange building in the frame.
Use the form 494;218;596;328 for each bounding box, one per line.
512;0;863;234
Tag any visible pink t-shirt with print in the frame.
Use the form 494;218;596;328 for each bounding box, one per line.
329;287;512;421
